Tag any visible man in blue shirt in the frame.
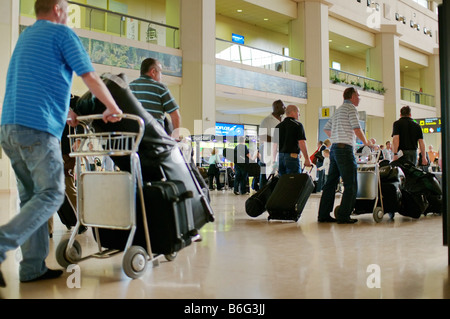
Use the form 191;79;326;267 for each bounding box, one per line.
0;0;122;287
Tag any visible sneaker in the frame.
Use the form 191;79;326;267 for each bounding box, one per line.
20;269;63;283
233;191;240;195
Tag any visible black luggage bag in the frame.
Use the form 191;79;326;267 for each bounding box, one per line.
380;181;402;214
74;73;214;231
95;180;198;255
245;174;279;218
57;195;77;228
265;173;314;222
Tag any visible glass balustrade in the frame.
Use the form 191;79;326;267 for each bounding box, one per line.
216;38;305;77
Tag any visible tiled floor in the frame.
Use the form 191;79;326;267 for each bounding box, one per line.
0;189;449;299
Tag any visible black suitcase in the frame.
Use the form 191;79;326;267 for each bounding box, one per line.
57;194;77;228
399;189;428;219
265;173;314;222
245;174;279;218
380;181;402;214
95;180;198;255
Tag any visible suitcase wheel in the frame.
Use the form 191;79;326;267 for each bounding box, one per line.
122;246;148;279
165;252;177;261
56;238;82;268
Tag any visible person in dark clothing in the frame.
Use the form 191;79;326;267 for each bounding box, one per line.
233;136;250;195
272;104;311;176
391;106;427;166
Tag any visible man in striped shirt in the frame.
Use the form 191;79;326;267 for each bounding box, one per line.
129;58;181;138
317;87;373;224
0;0;122;287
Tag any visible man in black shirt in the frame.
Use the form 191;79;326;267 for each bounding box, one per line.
272;105;312;175
391;106;427;166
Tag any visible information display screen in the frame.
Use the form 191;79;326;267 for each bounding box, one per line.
415;118;441;134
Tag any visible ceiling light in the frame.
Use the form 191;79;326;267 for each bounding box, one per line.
263;18;269;21
345;45;350;48
237;9;242;13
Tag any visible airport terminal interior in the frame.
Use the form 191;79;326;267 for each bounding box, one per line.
0;0;449;299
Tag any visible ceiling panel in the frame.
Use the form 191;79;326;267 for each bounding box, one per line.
216;0;293;35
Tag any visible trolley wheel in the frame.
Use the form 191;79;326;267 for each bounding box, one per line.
122;246;148;279
164;252;177;261
56;239;82;268
373;207;384;223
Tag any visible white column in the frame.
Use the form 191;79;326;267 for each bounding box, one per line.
179;0;216;135
0;0;19;192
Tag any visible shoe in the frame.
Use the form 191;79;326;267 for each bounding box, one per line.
318;216;336;223
0;266;6;288
217;188;224;191
337;218;358;224
233;191;240;195
20;269;63;283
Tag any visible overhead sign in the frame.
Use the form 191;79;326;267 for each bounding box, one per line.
415;117;441;134
232;33;245;44
215;122;244;136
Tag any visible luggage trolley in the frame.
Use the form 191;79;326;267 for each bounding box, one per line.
334;150;385;223
55;114;163;279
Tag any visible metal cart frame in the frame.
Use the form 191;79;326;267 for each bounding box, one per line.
55;114;164;279
334;150;385;223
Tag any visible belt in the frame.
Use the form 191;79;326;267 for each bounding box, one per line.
335;143;350;148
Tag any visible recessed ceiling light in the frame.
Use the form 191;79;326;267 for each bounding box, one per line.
237;9;242;13
345;45;350;48
264;18;269;21
329;39;333;42
405;65;409;68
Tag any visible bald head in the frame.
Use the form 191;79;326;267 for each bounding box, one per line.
285;105;299;118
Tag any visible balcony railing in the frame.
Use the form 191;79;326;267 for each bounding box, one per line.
330;68;385;94
65;1;179;49
401;87;435;107
216;38;305;77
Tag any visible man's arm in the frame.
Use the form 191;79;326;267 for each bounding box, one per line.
392;135;400;160
354;128;372;147
79;72;122;124
418;139;427;165
299;140;311;167
169;109;181;139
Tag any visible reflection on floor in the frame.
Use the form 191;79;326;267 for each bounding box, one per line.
0;189;449;299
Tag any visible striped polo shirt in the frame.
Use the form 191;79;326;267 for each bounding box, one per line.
323;101;361;146
129;75;179;124
1;20;94;139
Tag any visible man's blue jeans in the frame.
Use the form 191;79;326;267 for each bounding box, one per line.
0;125;65;281
318;144;357;221
278;153;300;176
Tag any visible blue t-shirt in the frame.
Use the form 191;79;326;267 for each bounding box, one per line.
1;20;94;139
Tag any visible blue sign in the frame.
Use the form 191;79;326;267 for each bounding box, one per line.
216;122;244;136
232;33;245;44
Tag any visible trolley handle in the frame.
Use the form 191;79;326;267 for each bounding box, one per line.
68;113;145;156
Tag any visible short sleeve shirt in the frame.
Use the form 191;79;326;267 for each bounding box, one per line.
129;75;179;124
391;117;423;151
324;101;361;146
273;117;307;154
2;20;94;139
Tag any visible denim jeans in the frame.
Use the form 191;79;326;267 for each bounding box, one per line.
0;125;65;281
278;153;300;176
318;144;357;221
234;165;248;194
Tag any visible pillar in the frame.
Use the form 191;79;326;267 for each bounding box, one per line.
179;0;216;136
0;0;19;192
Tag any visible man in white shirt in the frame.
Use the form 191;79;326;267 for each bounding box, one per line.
258;100;286;187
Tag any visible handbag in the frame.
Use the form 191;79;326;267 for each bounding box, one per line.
215;162;223;169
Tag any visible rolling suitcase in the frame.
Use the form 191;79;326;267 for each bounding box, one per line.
265;172;314;222
245;174;279;218
95;180;198;256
